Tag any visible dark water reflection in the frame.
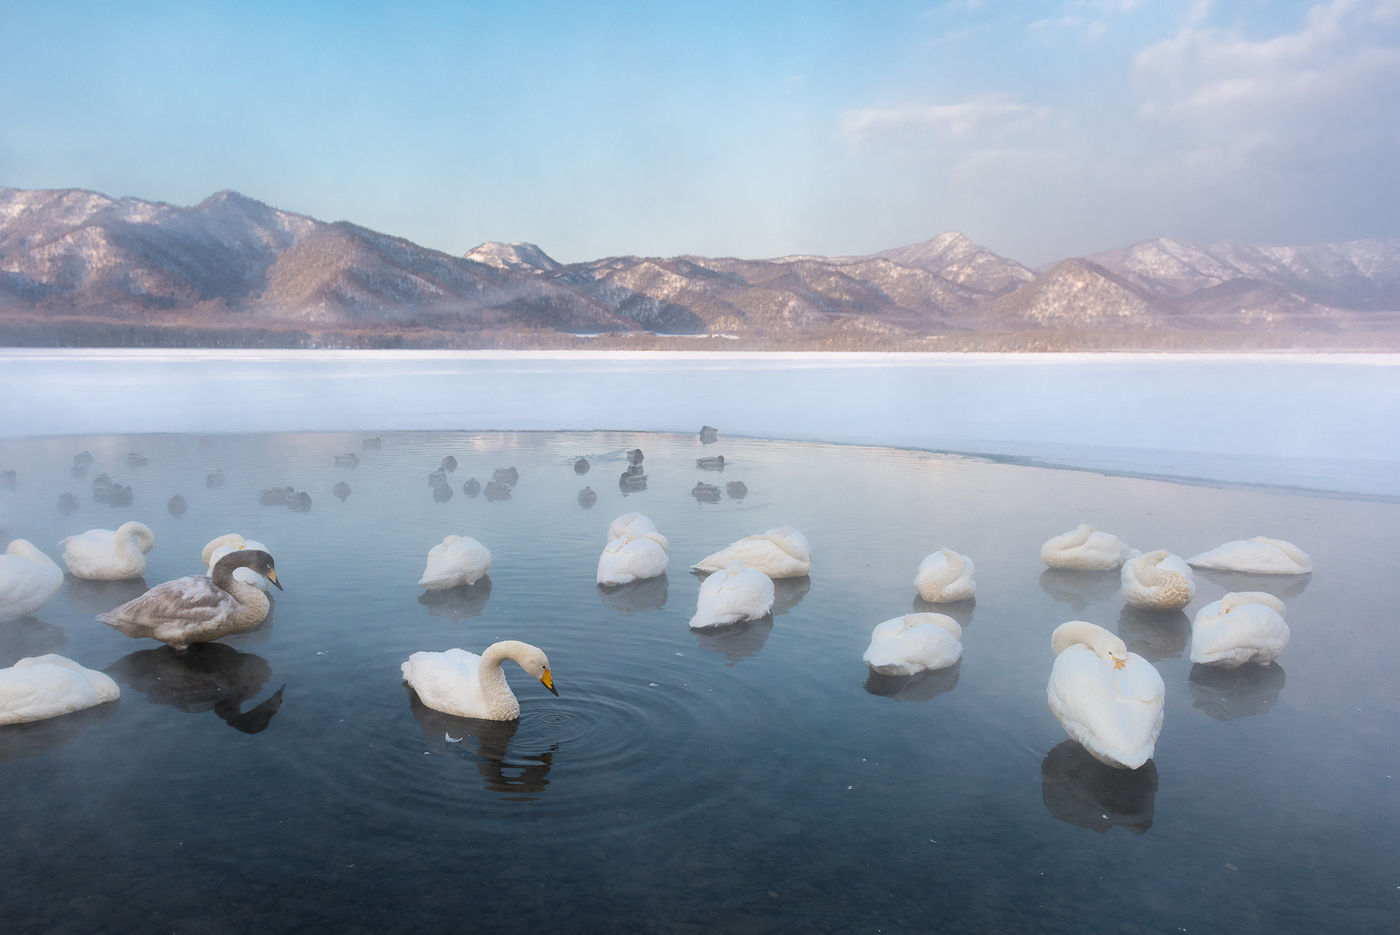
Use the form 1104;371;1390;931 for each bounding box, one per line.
0;427;1394;933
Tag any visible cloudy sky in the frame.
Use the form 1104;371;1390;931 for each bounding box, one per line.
2;0;1397;266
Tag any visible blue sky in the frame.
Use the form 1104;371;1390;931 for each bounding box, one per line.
2;0;1397;265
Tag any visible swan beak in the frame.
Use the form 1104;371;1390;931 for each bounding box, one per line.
267;568;284;591
1112;656;1126;670
540;668;559;696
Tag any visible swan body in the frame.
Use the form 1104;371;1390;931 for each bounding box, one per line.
1047;621;1165;770
607;513;669;552
1189;591;1290;668
863;613;963;675
1187;537;1312;575
691;526;811;579
0;654;120;725
401;640;558;721
914;548;976;602
418;536;492;590
97;549;282;650
59;521;155;581
1041;525;1135;571
689;561;775;629
202;533;273;591
1121;550;1195;610
0;539;64;622
597;535;669;587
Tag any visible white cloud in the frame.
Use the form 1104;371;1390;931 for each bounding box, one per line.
840;95;1049;145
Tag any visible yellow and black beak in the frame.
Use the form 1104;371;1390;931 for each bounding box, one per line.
267;567;284;591
540;668;559;696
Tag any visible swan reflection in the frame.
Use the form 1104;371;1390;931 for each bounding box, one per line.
1195;569;1312;600
1041;740;1157;834
863;660;960;702
0;616;67;663
692;615;774;665
1188;662;1286;721
0;700;119;762
598;574;669;614
1116;605;1190;661
772;575;812;616
417;578;493;621
1038;568;1122;613
409;696;555;800
106;643;286;734
911;595;975;628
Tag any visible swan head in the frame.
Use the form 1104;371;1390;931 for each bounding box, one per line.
1051;620;1129;666
1217;590;1287;616
491;640;559;696
214;549;282;590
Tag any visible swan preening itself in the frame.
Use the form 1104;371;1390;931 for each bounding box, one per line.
1120;550;1195;611
0;539;64;622
862;613;963;675
0;654;120;725
97;549;282;651
1040;525;1135;571
691;526;811;579
1047;621;1165;770
60;521;155;581
401;640;558;721
597;513;669;587
913;548;976;603
689;561;775;629
202;533;273;590
1187;537;1312;575
1189;592;1290;668
418;536;492;590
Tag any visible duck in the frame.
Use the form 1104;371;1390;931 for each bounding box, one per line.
59;521;155;581
1047;621;1165;770
597;534;669;587
401;640;558;721
689;561;775;630
1189;591;1290;669
1187;537;1312;575
1040;524;1135;570
97;549;282;650
201;533;273;591
1121;550;1195;610
691;526;811;579
418;535;492;590
0;654;120;725
913;548;976;602
696;455;725;470
607;513;670;551
0;539;65;623
862;613;963;676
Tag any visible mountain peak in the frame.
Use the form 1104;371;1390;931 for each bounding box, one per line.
464;241;562;273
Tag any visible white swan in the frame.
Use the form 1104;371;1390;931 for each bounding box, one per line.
202;533;273;591
862;613;963;675
1040;524;1135;570
0;539;64;623
689;561;775;629
597;535;669;587
913;548;976;602
1189;591;1290;669
97;549;282;650
1187;537;1312;575
1121;550;1195;610
607;513;670;552
0;654;120;725
1047;621;1165;770
401;640;558;720
418;535;492;590
691;526;811;579
59;521;155;581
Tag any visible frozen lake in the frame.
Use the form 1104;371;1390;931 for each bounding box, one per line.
2;349;1398;497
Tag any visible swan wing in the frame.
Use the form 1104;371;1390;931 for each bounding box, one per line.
693;537;810;578
1190;600;1290;668
402;649;489;717
1048;647;1164;769
689;567;775;629
97;576;238;643
0;553;65;622
0;655;120;725
597;537;669;586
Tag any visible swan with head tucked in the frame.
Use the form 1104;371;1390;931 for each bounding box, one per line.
691;526;810;579
60;521;155;581
418;535;492;590
97;549;282;650
1047;621;1165;770
914;548;976;602
607;513;670;552
1040;524;1136;571
1121;550;1195;610
401;640;558;721
0;654;120;725
863;613;963;675
689;561;775;629
202;533;273;591
598;534;669;587
1189;591;1289;668
1187;537;1312;575
0;539;64;622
